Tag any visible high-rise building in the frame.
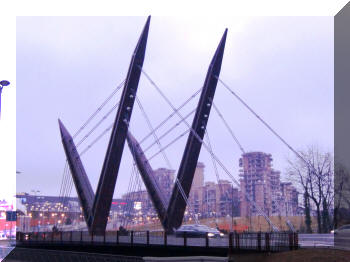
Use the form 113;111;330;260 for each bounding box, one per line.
280;182;299;216
239;152;298;217
239;152;274;217
192;162;205;189
188;163;240;218
187;162;205;214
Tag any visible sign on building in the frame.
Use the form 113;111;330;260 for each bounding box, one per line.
6;211;17;221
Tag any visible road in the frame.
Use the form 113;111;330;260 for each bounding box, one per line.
298;234;334;247
298;234;350;250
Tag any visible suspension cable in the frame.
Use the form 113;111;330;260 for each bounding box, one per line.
140;67;279;231
122;165;135;227
135;97;171;204
122;164;137;227
216;77;314;232
128;125;167;208
135;97;199;224
212;101;245;154
204;130;223;195
125;164;143;228
126;165;139;228
78;89;200;157
139;88;202;145
147;129;190;162
79;125;114;156
76;102;120;147
136;97;172;172
58;79;125;225
143;108;196;153
73;79;125;138
58;162;68;208
216;76;307;167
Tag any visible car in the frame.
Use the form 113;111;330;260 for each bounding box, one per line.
175;224;224;238
331;224;350;236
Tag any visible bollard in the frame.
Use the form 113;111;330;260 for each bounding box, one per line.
117;230;119;244
265;233;270;252
104;231;106;244
294;233;298;250
91;231;94;244
60;231;63;243
164;231;167;246
70;231;73;242
80;231;83;242
51;231;54;242
184;231;187;247
289;233;293;251
257;232;261;251
131;231;134;246
147;231;150;245
206;232;209;248
229;232;233;250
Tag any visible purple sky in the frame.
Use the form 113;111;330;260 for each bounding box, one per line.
16;16;333;198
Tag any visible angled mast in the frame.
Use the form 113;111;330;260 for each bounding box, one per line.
59;16;151;234
59;120;95;228
127;29;227;232
126;132;168;228
91;15;150;234
165;29;227;231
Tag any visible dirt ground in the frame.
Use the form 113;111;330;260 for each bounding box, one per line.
229;248;350;262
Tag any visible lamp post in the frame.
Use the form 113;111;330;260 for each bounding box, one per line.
0;80;10;119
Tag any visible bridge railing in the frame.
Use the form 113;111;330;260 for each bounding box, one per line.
16;231;298;252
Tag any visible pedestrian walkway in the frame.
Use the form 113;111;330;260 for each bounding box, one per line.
0;248;13;262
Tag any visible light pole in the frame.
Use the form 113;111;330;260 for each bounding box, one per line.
0;80;10;119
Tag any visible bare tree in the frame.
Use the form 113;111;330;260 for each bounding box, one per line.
334;162;350;228
287;145;334;233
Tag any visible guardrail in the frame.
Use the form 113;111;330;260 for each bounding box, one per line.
16;231;298;252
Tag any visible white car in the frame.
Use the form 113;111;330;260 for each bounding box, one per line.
332;224;350;236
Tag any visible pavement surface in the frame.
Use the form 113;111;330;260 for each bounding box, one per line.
299;233;350;250
0;240;14;262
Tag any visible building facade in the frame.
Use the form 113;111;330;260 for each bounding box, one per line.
188;162;240;219
239;152;298;217
153;168;175;205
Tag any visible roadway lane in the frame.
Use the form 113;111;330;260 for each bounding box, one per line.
299;233;350;250
299;234;334;247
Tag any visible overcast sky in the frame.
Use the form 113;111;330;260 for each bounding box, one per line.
16;16;333;198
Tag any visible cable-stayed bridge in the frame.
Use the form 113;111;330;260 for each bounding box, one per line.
56;15;306;237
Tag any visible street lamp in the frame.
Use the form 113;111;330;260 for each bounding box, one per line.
0;80;10;118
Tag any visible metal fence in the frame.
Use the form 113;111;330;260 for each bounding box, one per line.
17;231;298;252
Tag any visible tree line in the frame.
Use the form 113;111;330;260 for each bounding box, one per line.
287;145;350;233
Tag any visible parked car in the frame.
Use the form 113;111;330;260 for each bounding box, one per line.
175;224;224;238
331;224;350;236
